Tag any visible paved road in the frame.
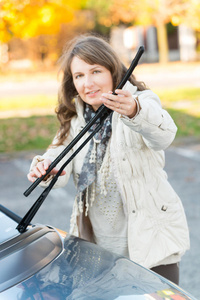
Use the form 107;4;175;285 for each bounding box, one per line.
0;141;200;298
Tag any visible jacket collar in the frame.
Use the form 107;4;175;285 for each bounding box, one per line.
123;81;137;94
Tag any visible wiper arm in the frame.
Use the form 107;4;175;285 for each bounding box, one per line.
16;46;145;233
16;122;103;233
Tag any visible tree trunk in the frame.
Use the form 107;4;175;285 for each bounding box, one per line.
156;22;169;64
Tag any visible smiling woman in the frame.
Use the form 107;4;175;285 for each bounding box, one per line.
55;34;146;145
71;57;113;111
26;34;190;285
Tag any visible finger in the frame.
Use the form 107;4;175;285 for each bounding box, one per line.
27;171;37;183
50;168;66;176
60;170;66;176
36;162;47;176
31;166;42;178
101;93;122;102
43;159;51;170
115;89;132;97
49;168;59;175
102;97;123;112
101;94;121;110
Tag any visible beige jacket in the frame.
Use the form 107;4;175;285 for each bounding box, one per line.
31;82;190;269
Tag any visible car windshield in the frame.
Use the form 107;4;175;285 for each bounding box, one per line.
0;211;20;243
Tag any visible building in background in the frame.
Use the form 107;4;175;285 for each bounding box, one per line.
110;24;198;64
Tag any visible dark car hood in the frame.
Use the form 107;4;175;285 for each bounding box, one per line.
0;206;196;300
0;233;196;300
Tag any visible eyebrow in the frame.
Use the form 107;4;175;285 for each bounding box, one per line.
73;65;102;76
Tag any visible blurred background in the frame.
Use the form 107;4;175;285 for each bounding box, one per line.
0;0;200;298
0;0;200;152
0;0;200;151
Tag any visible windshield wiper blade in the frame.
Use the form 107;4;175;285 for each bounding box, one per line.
16;46;145;233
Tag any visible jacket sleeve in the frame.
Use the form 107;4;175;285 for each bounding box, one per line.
29;134;73;188
120;89;177;151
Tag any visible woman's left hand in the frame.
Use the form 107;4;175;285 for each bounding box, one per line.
100;89;138;118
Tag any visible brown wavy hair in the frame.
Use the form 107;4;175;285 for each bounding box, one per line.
55;34;147;146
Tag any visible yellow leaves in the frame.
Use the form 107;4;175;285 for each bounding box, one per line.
0;0;84;42
171;15;181;26
169;0;200;30
91;0;200;30
40;6;53;24
183;0;200;30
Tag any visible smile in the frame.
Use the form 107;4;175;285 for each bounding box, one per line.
87;90;100;95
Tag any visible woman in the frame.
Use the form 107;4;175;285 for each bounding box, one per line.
28;34;190;284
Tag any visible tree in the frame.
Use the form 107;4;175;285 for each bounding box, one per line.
87;0;191;63
0;0;86;42
172;0;200;30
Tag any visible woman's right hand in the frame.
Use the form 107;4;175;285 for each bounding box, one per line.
27;158;66;183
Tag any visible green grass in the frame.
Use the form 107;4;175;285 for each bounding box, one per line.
0;115;59;152
167;108;200;137
155;87;200;138
0;87;200;153
155;87;200;117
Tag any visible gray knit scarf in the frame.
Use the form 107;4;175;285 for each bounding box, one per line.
76;104;112;201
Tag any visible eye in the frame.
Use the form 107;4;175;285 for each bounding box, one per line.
75;74;83;79
93;70;101;74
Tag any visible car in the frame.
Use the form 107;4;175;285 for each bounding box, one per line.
0;204;197;300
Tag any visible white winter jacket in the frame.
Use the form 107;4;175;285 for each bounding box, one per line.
31;82;190;269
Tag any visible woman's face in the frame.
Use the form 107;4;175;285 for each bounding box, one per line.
71;56;113;111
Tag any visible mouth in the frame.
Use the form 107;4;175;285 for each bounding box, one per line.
86;90;100;96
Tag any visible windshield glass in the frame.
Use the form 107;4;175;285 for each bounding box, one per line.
0;210;20;244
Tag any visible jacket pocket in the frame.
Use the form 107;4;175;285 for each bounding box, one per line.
148;177;182;217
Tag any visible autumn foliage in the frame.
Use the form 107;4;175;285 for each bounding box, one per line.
0;0;86;42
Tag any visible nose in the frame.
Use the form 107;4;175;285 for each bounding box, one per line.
84;75;94;88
